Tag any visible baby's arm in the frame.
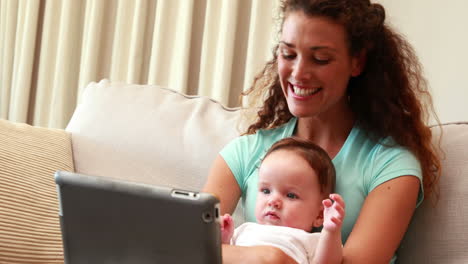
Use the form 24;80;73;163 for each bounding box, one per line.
311;193;345;264
220;214;234;244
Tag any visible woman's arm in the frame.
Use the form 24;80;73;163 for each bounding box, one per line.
343;176;420;263
203;155;241;215
203;155;297;264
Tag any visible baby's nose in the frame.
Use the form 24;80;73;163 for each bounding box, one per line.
268;195;282;208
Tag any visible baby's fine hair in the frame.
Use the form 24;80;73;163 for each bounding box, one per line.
263;137;336;197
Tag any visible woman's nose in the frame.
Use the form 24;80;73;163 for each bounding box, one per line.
292;58;312;82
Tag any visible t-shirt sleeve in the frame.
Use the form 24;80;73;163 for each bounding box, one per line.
219;136;251;192
368;144;424;207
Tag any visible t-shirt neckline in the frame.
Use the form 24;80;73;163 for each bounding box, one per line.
288;117;358;164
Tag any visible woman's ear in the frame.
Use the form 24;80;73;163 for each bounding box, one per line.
313;207;324;228
351;50;366;77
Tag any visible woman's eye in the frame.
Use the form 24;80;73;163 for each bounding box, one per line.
313;56;330;65
280;51;296;60
261;188;270;194
286;193;298;199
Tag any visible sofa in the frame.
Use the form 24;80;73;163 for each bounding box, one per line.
0;79;467;263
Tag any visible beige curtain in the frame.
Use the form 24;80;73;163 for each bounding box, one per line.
0;0;279;128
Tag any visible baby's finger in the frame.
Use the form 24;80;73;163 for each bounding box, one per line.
331;216;342;226
222;214;231;226
332;204;345;217
322;198;333;208
330;194;345;208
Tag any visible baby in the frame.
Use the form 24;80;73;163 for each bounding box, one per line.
221;137;345;264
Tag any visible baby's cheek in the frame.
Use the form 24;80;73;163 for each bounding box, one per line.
284;207;307;229
281;212;296;227
254;201;264;223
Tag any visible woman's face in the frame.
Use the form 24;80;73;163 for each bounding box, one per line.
278;12;363;119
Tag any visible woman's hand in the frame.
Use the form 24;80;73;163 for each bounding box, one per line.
222;244;298;264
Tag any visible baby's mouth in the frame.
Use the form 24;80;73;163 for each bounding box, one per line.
265;211;280;220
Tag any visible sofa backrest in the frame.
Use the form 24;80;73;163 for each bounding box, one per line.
398;122;468;263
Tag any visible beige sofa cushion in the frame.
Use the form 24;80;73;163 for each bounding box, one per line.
0;119;74;263
398;122;468;263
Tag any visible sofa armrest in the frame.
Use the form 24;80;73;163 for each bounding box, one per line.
0;119;74;263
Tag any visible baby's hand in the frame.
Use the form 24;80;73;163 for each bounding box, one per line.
220;214;234;244
322;193;345;232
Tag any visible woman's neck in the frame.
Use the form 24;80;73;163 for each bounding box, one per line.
294;107;355;159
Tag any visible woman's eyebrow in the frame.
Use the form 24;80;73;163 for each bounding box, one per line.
279;41;294;47
279;41;336;51
311;46;336;52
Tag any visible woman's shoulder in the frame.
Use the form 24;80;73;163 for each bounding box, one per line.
350;125;413;156
350;125;421;174
339;125;419;172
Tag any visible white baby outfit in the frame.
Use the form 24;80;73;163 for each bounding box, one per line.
232;222;320;264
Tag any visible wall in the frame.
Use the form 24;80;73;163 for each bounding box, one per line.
379;0;468;124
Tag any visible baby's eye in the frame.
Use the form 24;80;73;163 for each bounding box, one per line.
286;193;298;199
261;188;271;194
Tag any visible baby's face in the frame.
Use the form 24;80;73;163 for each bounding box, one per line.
255;149;324;232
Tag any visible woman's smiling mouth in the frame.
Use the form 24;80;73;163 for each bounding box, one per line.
289;82;322;99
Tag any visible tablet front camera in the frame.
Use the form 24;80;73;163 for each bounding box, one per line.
202;211;213;223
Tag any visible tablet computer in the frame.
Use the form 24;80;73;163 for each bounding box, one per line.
55;171;222;264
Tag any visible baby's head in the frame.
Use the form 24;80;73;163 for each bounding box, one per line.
255;137;336;232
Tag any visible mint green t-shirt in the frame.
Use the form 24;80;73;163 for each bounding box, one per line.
220;117;422;262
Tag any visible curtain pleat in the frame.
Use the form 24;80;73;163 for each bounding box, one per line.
0;0;279;128
242;0;278;105
9;0;40;124
0;0;18;118
148;0;195;93
77;0;105;102
198;0;239;106
49;0;85;128
127;0;148;84
34;0;60;126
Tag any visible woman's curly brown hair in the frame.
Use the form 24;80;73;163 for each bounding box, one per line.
242;0;441;200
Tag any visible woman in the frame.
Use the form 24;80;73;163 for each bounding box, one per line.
203;0;440;263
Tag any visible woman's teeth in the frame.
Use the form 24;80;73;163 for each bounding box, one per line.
293;86;321;96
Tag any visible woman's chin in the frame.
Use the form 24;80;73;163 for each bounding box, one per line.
286;99;319;118
288;107;317;118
